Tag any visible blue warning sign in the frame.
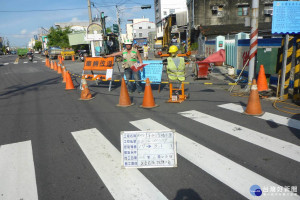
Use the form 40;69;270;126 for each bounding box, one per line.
272;1;300;34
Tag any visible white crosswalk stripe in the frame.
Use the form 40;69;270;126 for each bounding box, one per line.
179;110;300;163
72;128;168;200
218;103;300;130
0;141;38;200
130;118;300;200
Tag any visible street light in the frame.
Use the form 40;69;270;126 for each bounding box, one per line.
116;5;152;51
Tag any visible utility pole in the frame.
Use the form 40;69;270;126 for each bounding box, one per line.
87;0;92;24
116;5;122;51
248;0;259;85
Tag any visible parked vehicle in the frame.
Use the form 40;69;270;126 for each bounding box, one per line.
48;47;62;59
17;48;28;58
78;50;89;62
11;51;17;55
61;49;75;60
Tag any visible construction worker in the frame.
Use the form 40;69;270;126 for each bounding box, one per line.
167;45;186;82
105;39;144;94
143;43;150;60
165;45;187;100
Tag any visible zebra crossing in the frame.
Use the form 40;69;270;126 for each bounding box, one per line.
1;103;300;199
71;103;300;200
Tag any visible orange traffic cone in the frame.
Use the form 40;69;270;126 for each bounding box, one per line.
79;77;94;100
72;55;75;61
54;62;58;71
61;65;66;80
45;59;48;67
244;79;264;116
58;55;62;64
117;78;134;107
257;65;269;91
140;78;158;108
50;61;54;70
57;63;62;74
62;69;67;83
65;71;75;90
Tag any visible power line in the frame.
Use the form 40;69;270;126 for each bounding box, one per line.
0;8;86;13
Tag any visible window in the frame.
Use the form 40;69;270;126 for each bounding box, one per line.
169;9;175;14
139;27;142;29
163;11;167;15
134;33;136;37
139;33;142;37
211;5;224;17
148;26;151;29
238;6;249;16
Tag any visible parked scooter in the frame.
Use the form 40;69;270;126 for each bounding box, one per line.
78;50;89;62
27;52;34;62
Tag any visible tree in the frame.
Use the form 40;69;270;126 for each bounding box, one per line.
106;27;112;33
47;26;72;48
34;41;42;50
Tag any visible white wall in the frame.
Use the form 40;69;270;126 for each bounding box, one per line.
160;0;187;20
126;24;133;40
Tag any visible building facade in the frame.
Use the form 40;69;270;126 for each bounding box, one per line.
154;0;187;39
154;0;187;24
187;0;281;38
126;18;155;40
54;22;90;32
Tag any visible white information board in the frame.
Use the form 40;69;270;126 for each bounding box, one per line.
121;130;177;168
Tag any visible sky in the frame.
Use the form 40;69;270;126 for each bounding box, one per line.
0;0;155;47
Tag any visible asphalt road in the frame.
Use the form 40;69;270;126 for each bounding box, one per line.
0;54;300;200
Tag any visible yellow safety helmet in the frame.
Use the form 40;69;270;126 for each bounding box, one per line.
169;45;178;53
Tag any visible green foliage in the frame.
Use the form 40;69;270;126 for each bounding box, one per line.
106;27;112;33
47;26;72;48
34;41;42;50
190;42;198;51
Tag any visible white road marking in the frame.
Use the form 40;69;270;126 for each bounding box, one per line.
179;110;300;163
33;61;38;63
4;63;9;65
130;118;300;200
0;141;38;200
42;60;45;62
218;103;300;130
24;62;28;64
72;128;168;200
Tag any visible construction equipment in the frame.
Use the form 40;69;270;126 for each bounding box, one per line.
167;82;187;103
